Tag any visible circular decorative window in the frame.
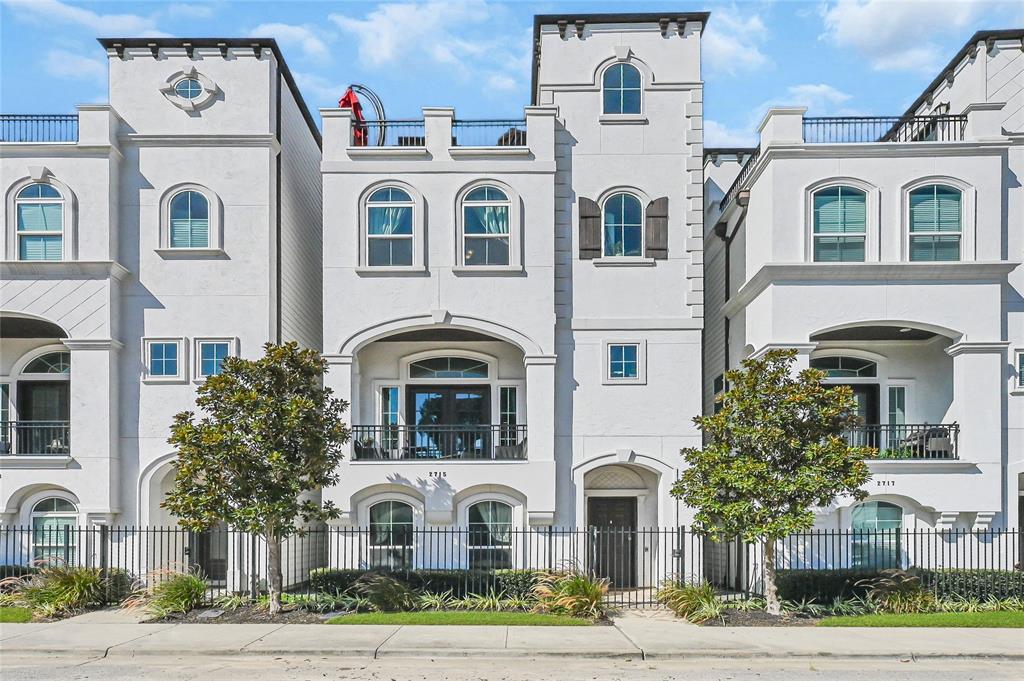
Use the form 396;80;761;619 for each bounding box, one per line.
174;78;203;100
160;68;218;112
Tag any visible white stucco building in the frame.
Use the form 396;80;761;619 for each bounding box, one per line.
704;29;1024;538
1;14;1020;583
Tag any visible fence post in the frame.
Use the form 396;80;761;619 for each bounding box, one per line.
63;524;71;566
250;533;259;598
99;524;110;602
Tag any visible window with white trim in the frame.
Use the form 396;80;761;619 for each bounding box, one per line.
169;190;210;248
366;187;414;267
144;338;185;382
602;63;642;115
812;186;866;262
380;386;400;452
461;186;510;266
1016;351;1024;390
468;500;512;569
196;339;232;378
609;344;639;379
31;497;77;563
16;183;63;261
368;500;414;569
602;193;643;257
909;184;961;261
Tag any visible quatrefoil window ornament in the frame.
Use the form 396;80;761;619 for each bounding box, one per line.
160;67;218;112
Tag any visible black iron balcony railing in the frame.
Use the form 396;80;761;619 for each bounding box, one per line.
452;120;527;147
0;114;79;143
0;421;71;455
351;424;527;461
845;423;959;460
352;119;427;147
720;147;761;210
803;115;967;144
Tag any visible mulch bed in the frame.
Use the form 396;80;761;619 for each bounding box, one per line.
702;609;820;627
150;604;327;624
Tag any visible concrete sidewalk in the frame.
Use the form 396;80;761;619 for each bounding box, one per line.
1;613;1021;661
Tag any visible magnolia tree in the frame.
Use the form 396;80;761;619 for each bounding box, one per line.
163;342;350;614
671;348;874;615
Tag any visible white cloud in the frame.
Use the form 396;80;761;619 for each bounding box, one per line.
251;23;330;61
44;49;106;82
704;120;757;147
703;7;769;77
329;1;529;92
5;0;168;37
819;0;989;73
786;83;852;109
292;71;346;107
164;3;215;19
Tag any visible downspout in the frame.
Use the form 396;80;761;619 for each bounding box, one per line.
714;189;748;373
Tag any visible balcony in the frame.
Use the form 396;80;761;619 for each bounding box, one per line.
845;423;959;460
0;421;71;456
802;115;967;144
351;424;527;461
353;119;427;147
0;114;79;143
351;119;528;148
451;120;527;147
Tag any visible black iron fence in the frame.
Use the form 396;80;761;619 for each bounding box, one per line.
350;424;527;460
720;147;761;209
0;421;71;456
845;423;960;460
1;526;1018;608
353;120;427;147
1;114;79;142
803;115;967;144
452;120;527;147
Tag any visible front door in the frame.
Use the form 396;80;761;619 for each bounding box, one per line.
189;521;228;584
588;497;637;589
406;386;490;458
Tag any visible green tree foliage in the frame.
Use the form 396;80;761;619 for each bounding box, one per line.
164;342;350;614
671;349;873;614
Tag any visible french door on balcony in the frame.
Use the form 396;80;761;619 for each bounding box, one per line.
405;386;490;459
837;384;879;448
16;381;69;454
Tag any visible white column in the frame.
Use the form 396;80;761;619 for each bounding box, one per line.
423;107;454;156
945;342;1007;465
524;355;557;526
757;107;806;151
321;353;355;523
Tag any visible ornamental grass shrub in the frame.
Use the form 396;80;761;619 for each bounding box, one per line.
532;569;609;619
0;562;107;618
655;581;724;623
121;566;208;618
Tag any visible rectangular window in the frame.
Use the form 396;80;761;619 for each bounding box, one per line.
32;515;77;563
609;344;639;379
198;341;230;377
887;386;907;451
1017;352;1024;390
1;384;9;454
367;205;413;266
380;386;399;452
149;342;178;376
464;205;510;266
909;185;961;261
499;386;518;446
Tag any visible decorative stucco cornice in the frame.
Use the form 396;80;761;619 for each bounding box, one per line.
722;262;1019;318
571;318;702;330
62;338;124;351
0;260;130;281
119;134;281;153
945;341;1010;357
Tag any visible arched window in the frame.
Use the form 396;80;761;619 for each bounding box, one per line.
174;77;203;100
602;63;642;115
31;497;77;563
366;187;414;267
603;193;643;257
851;501;902;568
909;184;961;261
169;190;210;248
468;501;512;569
813;186;866;262
809;356;877;378
368;500;413;569
462;186;510;266
17;350;71;455
23;351;71;374
409;357;489;379
16;183;63;261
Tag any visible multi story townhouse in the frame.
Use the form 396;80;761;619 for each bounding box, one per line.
320;13;707;576
703;30;1024;548
1;39;322;574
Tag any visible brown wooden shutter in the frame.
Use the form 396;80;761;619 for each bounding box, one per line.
578;197;602;259
645;197;669;260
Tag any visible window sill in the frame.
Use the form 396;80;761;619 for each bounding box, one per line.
355;265;428;276
0;454;74;469
599;114;648;125
593;257;656;267
155;248;226;258
452;265;524;275
142;376;189;385
347;146;428;158
1011;389;1024;396
449;146;530;157
601;378;647;386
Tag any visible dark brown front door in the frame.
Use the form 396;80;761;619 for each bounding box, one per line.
588;497;637;589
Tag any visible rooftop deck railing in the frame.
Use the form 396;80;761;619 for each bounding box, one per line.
452;120;527;147
0;114;79;143
803;115;967;144
352;120;427;147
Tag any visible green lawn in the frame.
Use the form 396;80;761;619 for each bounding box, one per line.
0;607;34;623
326;611;592;626
820;611;1024;628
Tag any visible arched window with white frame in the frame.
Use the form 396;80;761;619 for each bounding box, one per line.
461;186;510;266
812;185;866;262
851;500;902;569
908;184;961;261
602;192;643;257
368;500;414;569
365;187;415;267
169;190;210;249
16;183;64;261
31;497;78;563
467;500;513;569
602;63;642;115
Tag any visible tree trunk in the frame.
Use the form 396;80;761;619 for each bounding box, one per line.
763;538;781;616
266;528;283;615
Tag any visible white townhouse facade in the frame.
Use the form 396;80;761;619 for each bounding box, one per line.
0;39;323;572
703;29;1024;536
319;12;708;549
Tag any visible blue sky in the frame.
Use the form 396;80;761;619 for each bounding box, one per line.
2;0;1022;146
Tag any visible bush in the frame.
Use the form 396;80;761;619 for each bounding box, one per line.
655;581;723;623
309;568;497;597
0;564;107;618
775;569;882;603
350;573;416;612
776;568;1024;603
533;569;608;619
494;570;540;600
122;567;207;618
0;565;38;581
921;570;1024;600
